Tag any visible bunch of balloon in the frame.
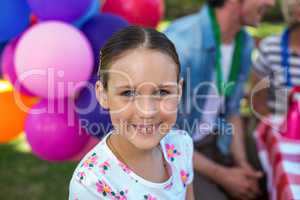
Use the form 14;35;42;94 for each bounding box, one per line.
14;20;96;162
0;0;92;162
0;0;159;162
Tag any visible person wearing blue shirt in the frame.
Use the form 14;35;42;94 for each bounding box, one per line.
165;0;274;199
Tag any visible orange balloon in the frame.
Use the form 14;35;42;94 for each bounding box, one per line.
0;80;38;143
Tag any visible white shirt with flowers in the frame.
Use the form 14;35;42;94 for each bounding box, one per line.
69;129;194;200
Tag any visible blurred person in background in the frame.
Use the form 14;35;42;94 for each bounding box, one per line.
252;0;300;118
165;0;275;199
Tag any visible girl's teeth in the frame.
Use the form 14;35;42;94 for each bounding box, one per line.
135;125;154;134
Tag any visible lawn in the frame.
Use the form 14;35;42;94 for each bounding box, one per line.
0;134;77;200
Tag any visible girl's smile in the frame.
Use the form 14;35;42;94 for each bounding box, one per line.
130;122;161;135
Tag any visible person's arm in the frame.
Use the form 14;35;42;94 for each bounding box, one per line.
228;114;264;197
192;117;259;177
228;114;248;167
249;70;270;117
193;149;262;200
250;37;272;117
186;183;195;200
193;149;225;184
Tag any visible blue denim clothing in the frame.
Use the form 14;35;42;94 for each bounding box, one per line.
165;5;253;155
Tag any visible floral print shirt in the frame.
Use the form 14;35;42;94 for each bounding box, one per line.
69;129;194;200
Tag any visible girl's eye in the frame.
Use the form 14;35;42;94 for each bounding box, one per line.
155;89;170;96
120;90;136;97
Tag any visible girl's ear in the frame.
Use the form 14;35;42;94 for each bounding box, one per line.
178;78;184;103
95;80;108;109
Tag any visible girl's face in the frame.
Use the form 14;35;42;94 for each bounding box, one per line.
96;48;182;150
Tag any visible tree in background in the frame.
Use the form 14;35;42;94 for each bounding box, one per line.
165;0;282;22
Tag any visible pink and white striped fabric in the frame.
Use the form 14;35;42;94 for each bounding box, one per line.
255;116;300;200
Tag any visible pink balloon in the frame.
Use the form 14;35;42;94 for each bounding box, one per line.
25;99;90;162
102;0;164;28
68;136;100;162
15;21;93;99
1;39;34;96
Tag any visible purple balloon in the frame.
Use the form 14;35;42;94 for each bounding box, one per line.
74;0;100;27
75;74;112;138
25;99;89;162
81;13;129;73
27;0;93;22
1;39;34;96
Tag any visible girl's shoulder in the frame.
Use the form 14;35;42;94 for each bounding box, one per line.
76;140;108;170
71;134;113;181
162;129;193;146
161;129;194;161
70;134;127;199
161;129;194;187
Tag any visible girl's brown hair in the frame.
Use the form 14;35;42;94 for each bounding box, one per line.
98;26;181;89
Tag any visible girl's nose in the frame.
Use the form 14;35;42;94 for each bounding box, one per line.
135;95;158;118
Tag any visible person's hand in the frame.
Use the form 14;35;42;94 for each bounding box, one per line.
240;162;263;199
217;166;262;200
239;161;263;180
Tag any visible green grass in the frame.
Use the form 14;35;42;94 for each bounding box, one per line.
0;135;77;200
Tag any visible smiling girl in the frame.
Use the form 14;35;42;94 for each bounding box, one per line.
69;26;194;200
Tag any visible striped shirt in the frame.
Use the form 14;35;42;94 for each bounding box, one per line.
253;35;300;115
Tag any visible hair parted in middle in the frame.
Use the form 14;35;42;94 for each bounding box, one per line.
98;25;181;90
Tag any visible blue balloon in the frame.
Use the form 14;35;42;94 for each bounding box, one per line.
81;13;129;73
0;0;30;42
0;42;5;51
75;75;112;138
74;0;100;28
